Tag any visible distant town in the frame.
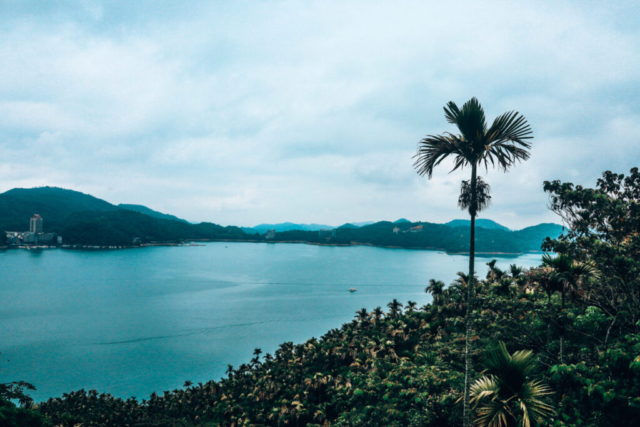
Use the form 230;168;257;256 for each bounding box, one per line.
5;214;63;248
4;214;132;250
2;213;206;250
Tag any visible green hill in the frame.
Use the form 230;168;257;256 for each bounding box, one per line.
0;187;243;245
444;218;510;231
118;204;189;223
57;210;244;246
0;187;117;230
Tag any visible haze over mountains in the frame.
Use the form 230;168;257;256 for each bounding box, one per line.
0;187;563;253
243;218;531;233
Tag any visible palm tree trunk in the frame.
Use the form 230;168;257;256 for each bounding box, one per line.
463;165;477;427
560;287;565;363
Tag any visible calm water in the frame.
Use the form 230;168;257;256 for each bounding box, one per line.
0;243;542;401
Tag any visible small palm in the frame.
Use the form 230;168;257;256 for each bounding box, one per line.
471;342;554;427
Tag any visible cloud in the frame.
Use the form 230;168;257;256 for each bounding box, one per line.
0;0;638;228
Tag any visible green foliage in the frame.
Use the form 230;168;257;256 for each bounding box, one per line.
0;398;52;427
543;168;640;330
0;381;51;427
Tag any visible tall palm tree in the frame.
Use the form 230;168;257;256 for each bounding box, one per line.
470;342;554;427
414;97;532;427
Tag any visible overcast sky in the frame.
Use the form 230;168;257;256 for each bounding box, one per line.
1;1;638;229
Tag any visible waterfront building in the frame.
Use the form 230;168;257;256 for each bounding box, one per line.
21;232;36;244
30;214;43;233
38;233;55;244
265;229;276;240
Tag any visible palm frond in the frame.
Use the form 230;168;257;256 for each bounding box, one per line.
413;133;468;178
471;377;510;427
519;381;555;427
444;98;487;143
486;110;533;147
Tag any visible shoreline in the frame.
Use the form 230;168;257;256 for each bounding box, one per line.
1;239;538;256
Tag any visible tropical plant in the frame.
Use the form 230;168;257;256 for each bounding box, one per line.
414;97;533;427
470;342;554;427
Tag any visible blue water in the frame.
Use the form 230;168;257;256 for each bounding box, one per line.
0;243;543;401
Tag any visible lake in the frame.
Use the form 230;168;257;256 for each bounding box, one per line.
0;242;543;401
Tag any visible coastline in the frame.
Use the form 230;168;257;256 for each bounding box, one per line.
2;239;536;256
195;238;530;255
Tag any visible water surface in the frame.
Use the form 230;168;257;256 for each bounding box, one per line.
0;243;542;400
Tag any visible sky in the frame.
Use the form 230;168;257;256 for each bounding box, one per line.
0;0;639;229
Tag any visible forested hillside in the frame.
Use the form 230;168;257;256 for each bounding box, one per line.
273;220;563;254
0;187;243;245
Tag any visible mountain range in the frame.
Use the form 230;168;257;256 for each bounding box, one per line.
242;218;525;234
0;186;563;253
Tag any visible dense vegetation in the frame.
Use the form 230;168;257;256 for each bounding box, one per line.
2;169;639;426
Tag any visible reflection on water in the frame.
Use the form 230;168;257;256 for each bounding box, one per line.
0;243;542;400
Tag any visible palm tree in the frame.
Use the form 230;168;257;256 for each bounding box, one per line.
470;342;554;427
425;279;446;305
509;264;524;278
372;306;384;324
414;97;532;427
355;308;369;324
387;299;404;318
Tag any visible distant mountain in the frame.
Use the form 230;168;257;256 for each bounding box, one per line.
393;218;411;224
118;204;189;223
338;223;360;229
351;221;375;227
243;222;335;234
445;219;510;231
